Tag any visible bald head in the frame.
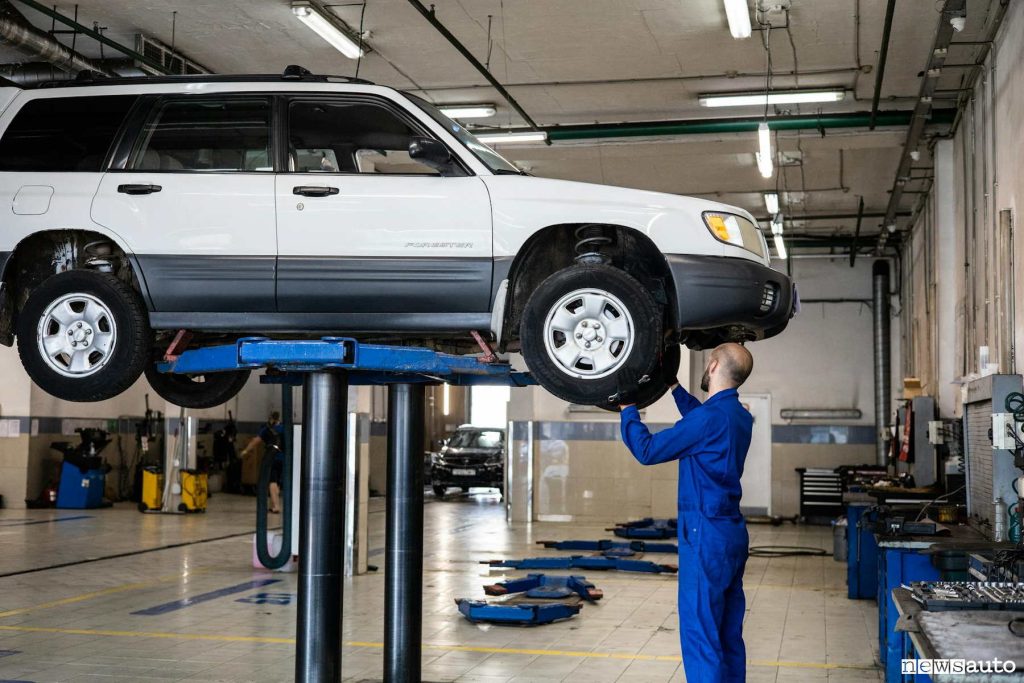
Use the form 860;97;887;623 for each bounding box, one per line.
710;343;753;389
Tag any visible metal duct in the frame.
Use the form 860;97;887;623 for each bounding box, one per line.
872;260;892;466
0;1;110;76
0;62;73;84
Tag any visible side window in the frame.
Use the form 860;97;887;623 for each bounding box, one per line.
0;95;137;172
131;98;271;172
287;99;444;175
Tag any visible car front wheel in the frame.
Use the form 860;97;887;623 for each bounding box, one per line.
521;264;662;407
17;270;151;402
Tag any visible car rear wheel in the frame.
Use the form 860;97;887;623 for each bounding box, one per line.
432;485;447;498
521;264;662;406
144;365;251;409
17;270;151;402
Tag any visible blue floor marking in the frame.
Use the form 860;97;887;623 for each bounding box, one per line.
131;579;282;616
0;516;93;528
0;650;21;658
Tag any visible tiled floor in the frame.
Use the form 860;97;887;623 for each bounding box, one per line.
0;494;881;682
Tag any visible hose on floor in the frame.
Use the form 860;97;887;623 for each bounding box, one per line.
255;443;291;569
748;545;829;558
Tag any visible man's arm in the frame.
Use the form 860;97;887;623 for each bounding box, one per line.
670;384;702;417
619;405;708;466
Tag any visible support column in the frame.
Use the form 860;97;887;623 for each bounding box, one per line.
872;261;892;467
384;383;425;683
295;371;348;683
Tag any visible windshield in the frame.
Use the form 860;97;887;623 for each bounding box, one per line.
448;430;504;449
405;94;521;174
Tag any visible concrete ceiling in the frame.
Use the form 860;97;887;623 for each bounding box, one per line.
0;0;1002;242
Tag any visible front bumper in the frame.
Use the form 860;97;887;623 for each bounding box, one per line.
666;254;795;342
431;464;503;487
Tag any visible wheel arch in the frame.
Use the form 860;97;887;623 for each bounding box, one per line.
0;228;151;345
499;223;677;350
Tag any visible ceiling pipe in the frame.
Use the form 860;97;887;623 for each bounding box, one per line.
850;196;865;267
11;0;171;75
0;1;110;75
476;109;955;143
877;0;970;252
869;0;897;130
403;0;540;131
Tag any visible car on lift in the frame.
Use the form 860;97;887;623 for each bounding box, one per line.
0;67;795;410
430;425;505;499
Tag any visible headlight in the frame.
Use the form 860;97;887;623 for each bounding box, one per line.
702;211;766;258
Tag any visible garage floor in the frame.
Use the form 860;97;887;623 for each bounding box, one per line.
0;495;880;682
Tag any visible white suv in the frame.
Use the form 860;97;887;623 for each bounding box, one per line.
0;67;794;409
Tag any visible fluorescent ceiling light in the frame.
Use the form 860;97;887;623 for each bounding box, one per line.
770;213;784;235
475;131;548;144
700;89;846;107
764;192;779;215
756;122;773;179
292;2;364;59
773;233;788;260
440;104;497;119
722;0;752;39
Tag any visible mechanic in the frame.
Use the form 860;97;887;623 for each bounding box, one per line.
240;411;287;514
617;343;754;683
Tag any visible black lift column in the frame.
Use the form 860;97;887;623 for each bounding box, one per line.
384;383;426;683
295;371;348;682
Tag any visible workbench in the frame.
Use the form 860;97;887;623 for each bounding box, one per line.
877;525;990;683
894;588;1024;682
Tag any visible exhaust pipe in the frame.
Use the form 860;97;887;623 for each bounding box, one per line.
872;260;891;466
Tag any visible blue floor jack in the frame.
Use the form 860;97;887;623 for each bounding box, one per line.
608;517;678;539
160;336;533;682
484;555;677;573
537;539;678;556
456;574;602;625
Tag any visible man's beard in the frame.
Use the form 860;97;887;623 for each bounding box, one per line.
700;368;710;392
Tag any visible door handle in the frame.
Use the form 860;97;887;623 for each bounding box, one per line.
117;183;162;195
293;185;339;197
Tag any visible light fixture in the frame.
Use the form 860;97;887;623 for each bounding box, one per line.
292;1;364;59
773;234;788;259
770;212;784;236
756;122;773;178
443;383;451;416
699;89;846;107
764;192;779;215
475;131;548;144
439;104;497;119
722;0;752;39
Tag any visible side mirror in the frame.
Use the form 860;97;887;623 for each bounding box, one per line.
408;137;453;173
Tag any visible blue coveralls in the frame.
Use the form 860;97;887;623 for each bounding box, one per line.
621;386;752;683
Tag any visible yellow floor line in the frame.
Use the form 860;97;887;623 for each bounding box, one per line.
0;624;877;670
0;567;215;619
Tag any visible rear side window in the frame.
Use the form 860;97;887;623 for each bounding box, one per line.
0;95;137;172
130;97;272;172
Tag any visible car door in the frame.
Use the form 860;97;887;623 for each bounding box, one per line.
91;95;277;315
275;94;492;317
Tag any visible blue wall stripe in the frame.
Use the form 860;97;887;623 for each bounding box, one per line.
131;578;281;616
510;421;875;444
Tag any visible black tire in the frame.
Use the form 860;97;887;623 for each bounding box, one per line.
521;264;662;406
17;270;151;402
145;365;251;409
137;502;147;513
460;486;470;492
598;343;682;413
178;503;188;513
432;485;447;498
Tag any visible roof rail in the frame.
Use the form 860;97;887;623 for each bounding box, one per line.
21;65;375;89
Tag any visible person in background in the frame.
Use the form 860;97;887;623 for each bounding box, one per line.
240;411;286;514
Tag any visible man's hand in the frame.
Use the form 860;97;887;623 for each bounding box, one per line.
614;366;646;408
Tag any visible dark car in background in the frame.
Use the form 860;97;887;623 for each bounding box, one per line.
431;426;505;499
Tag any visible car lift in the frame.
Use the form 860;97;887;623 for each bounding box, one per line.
161;336;532;683
455;574;603;626
537;539;678;555
483;555;678;573
608;517;678;539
